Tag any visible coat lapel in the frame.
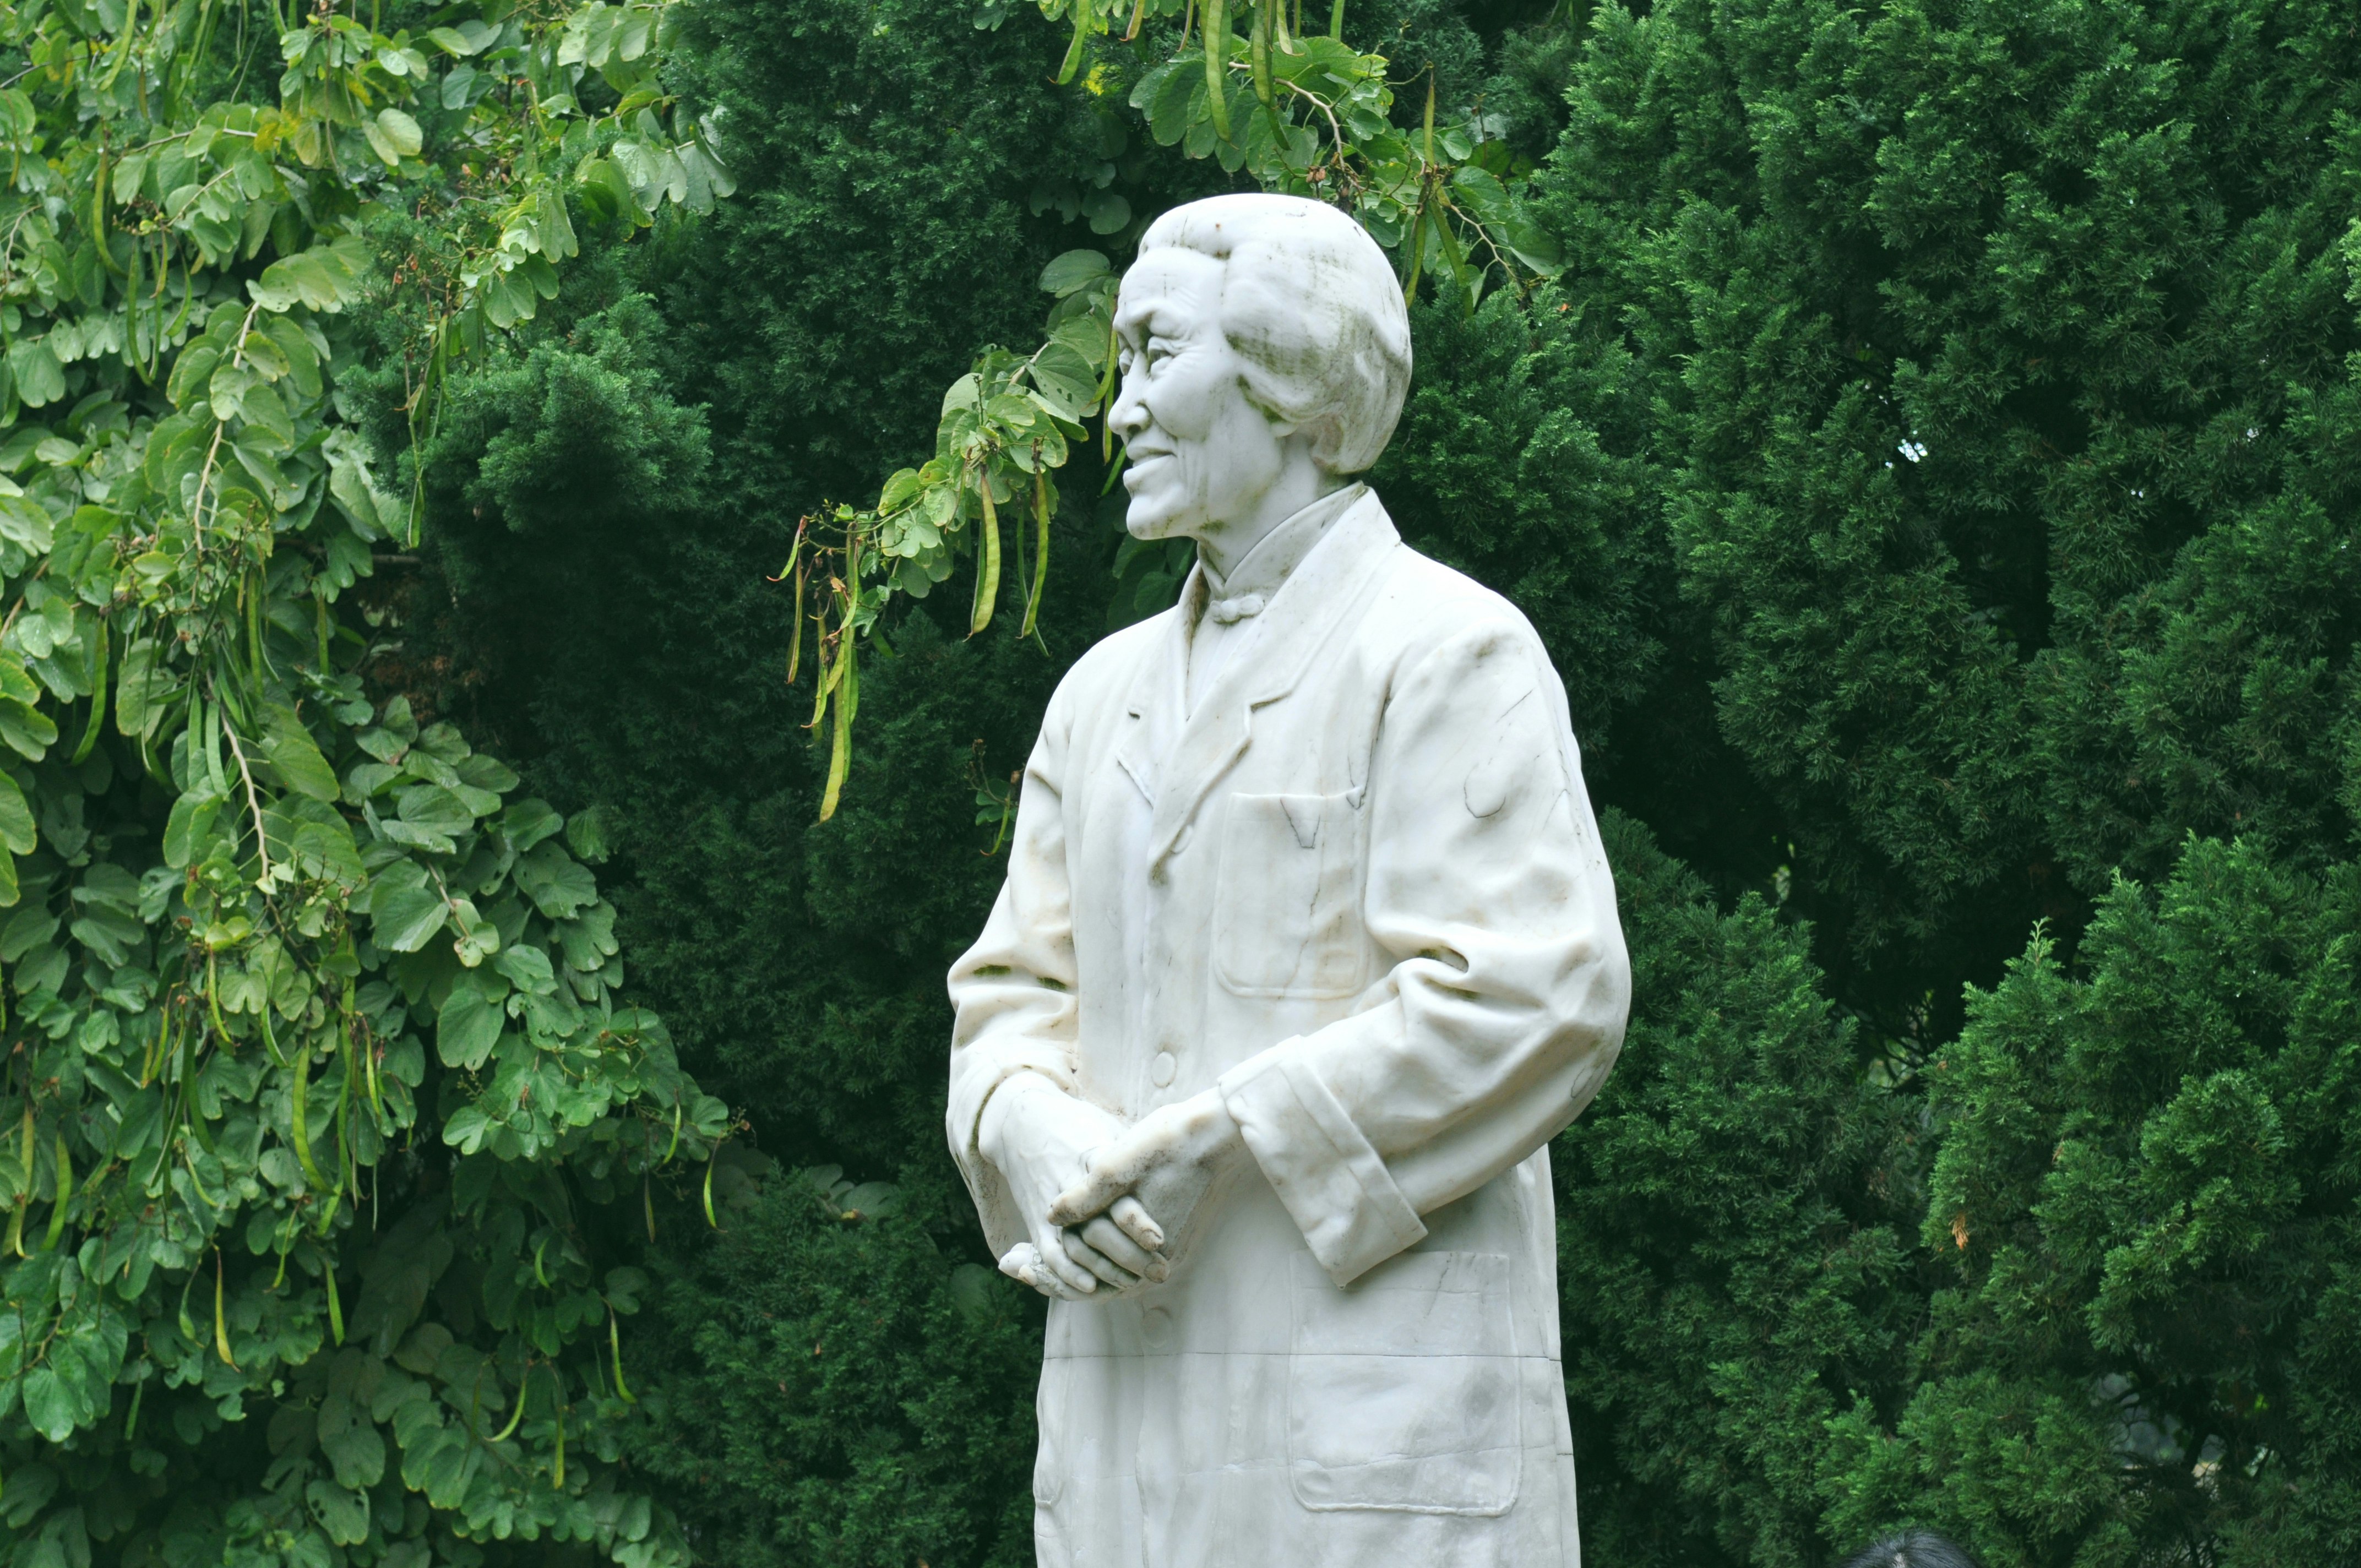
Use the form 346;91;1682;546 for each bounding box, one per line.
1145;492;1401;868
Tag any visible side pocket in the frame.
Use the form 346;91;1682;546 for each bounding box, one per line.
1214;791;1363;999
1286;1251;1522;1515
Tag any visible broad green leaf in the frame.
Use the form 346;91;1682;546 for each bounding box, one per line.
1082;190;1131;236
306;1479;371;1546
1038;249;1111;297
436;972;508;1070
112;638;165;739
367;861;449;952
513;840;596;918
20;1359;88;1442
376;108;424;162
7;338;65;409
0;700;58;761
502;798;564;852
0;770;32;855
564;804;614;864
493;942;556;995
0;496;56;554
247;237;369;313
163;790;222;868
398;783;477;837
322;1423;387;1489
262;704;341;803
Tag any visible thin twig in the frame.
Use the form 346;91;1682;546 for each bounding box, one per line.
217;696;277;886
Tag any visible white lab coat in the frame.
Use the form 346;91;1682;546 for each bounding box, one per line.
947;488;1630;1568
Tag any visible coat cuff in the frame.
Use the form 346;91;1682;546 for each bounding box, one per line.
1218;1048;1427;1286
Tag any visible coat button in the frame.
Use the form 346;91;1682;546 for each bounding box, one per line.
1150;1050;1177;1087
1140;1306;1174;1352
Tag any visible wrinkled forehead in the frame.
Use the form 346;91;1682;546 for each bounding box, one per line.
1114;248;1228;344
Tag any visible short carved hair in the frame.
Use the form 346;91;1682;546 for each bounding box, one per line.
1138;193;1412;475
1840;1531;1983;1568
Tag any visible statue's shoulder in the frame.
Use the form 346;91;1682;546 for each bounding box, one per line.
1364;537;1552;667
1073;610;1173;684
1041;610;1175;724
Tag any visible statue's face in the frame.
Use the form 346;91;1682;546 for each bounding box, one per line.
1108;249;1290;545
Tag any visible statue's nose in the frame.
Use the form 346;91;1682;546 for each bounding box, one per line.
1108;381;1151;441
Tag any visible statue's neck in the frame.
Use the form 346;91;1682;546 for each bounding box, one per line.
1190;450;1339;580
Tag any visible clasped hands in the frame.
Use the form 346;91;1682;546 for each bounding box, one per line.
980;1075;1244;1301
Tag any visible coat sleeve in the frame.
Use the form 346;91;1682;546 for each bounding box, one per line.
945;680;1087;1262
1215;614;1631;1285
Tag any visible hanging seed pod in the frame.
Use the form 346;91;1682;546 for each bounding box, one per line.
8;1107;31;1258
72;617;108;765
41;1133;70;1252
1401;200;1427;305
786;559;807;685
1201;0;1232;141
610;1308;635;1403
492;1369;531;1441
1250;0;1275;111
1054;0;1092;85
1021;467;1052;639
819;656;852;821
806;594;835;732
214;1250;237;1368
970;467;1003;636
289;1039;327;1192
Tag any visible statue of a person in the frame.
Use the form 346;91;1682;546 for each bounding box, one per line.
946;192;1630;1567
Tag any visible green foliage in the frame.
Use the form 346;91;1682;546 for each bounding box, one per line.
0;0;733;1559
293;1;2361;1566
1823;839;2361;1566
626;1161;1043;1568
1557;812;1919;1568
1532;0;2361;1023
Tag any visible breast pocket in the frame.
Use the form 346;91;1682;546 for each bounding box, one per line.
1286;1251;1522;1515
1213;791;1363;999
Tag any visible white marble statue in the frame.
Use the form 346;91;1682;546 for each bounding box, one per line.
946;192;1631;1568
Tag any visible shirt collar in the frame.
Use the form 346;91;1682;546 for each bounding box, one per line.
1194;482;1367;625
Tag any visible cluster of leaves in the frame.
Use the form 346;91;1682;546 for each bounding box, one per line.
0;0;737;1562
786;0;1565;818
775;249;1117;817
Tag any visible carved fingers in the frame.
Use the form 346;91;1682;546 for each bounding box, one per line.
1064;1209;1169;1287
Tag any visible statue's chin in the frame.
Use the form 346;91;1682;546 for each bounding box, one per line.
1122;500;1198;544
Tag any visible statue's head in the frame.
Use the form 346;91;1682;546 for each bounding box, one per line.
1109;193;1412;545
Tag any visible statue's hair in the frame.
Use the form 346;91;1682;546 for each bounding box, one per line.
1839;1531;1983;1568
1137;193;1411;475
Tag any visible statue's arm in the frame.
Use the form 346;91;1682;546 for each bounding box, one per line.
945;703;1091;1262
1216;616;1633;1284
